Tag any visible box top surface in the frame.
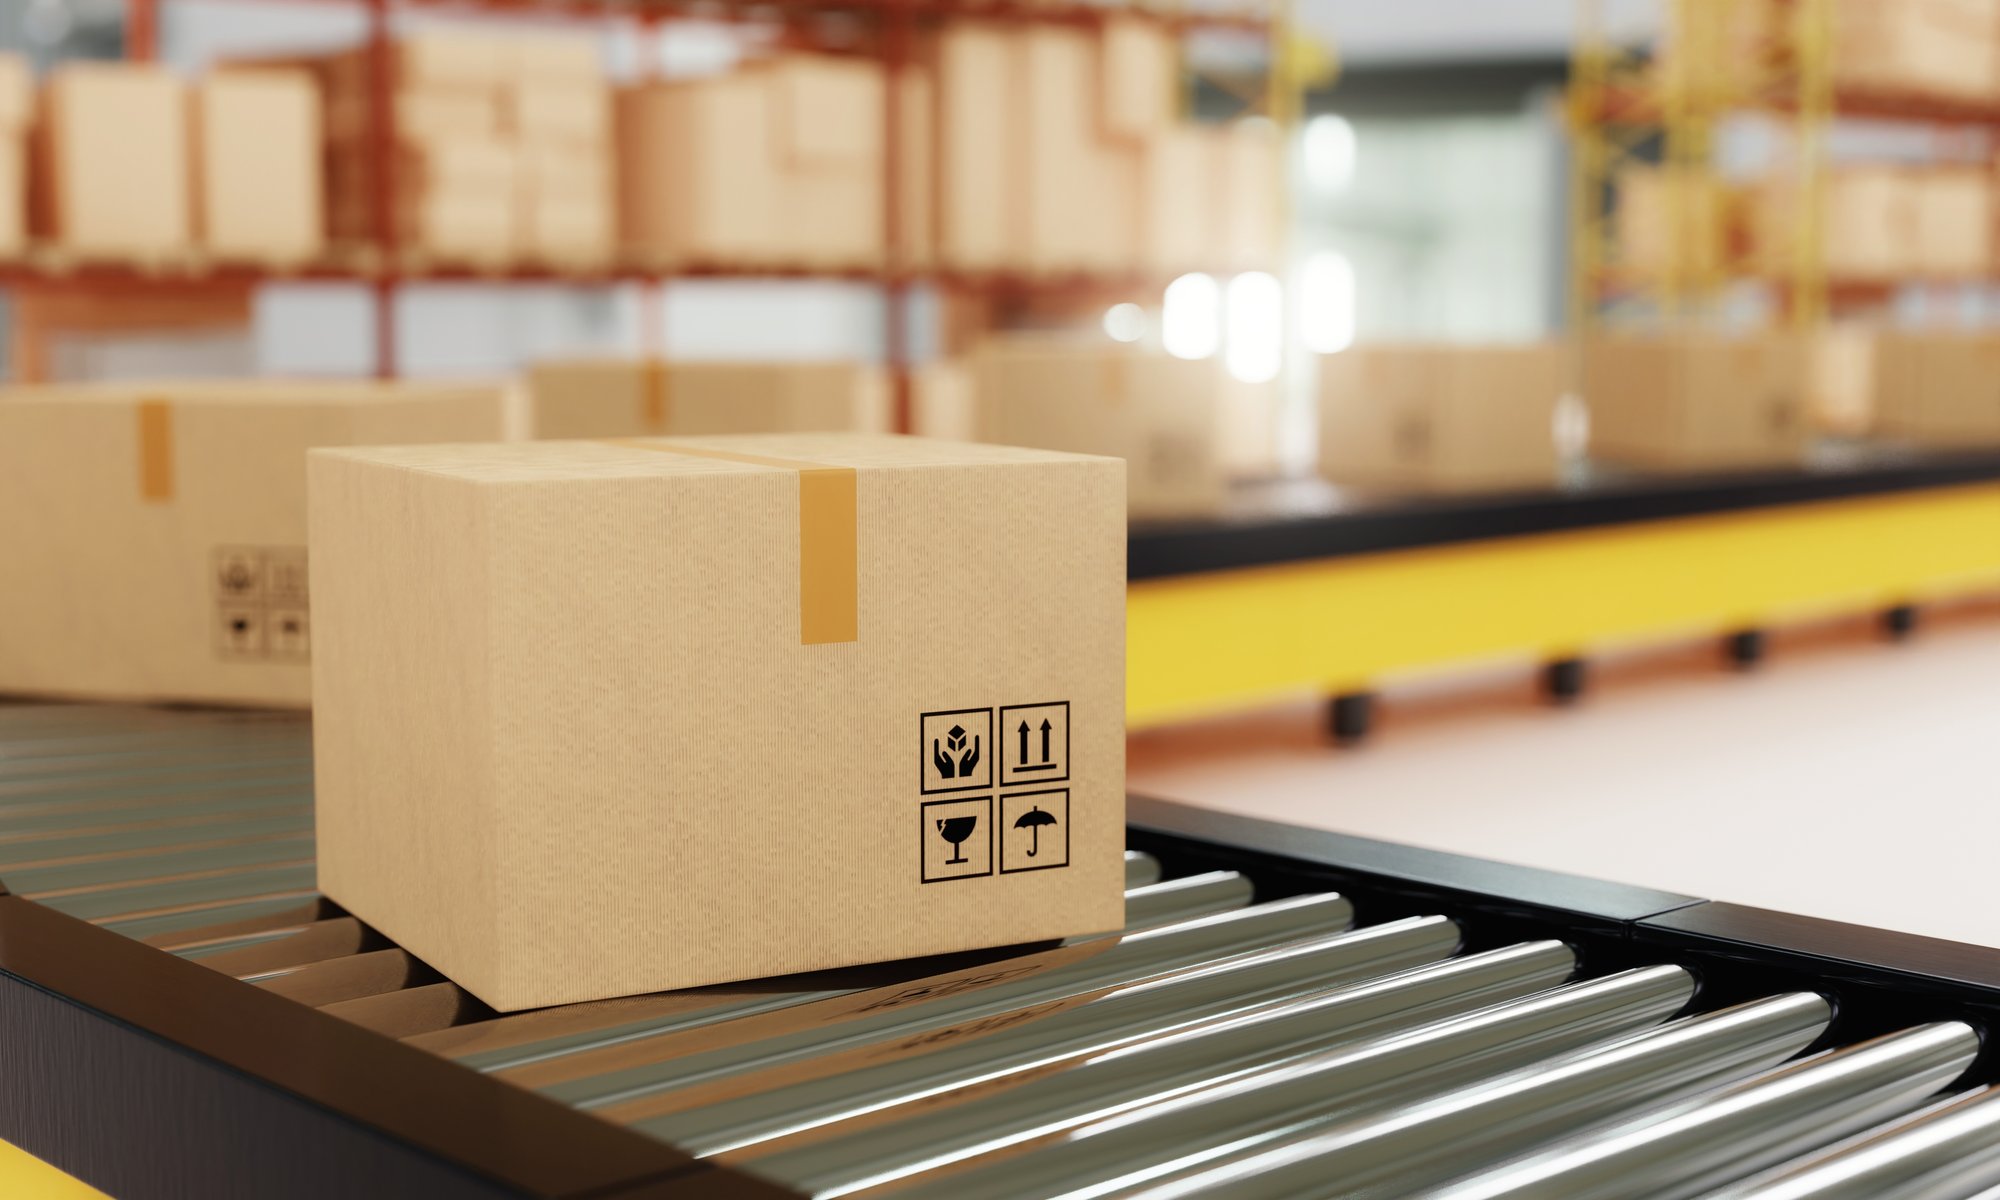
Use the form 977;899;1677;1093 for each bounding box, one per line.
314;433;1119;483
0;380;500;409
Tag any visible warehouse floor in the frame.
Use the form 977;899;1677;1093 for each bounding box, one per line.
1130;600;2000;951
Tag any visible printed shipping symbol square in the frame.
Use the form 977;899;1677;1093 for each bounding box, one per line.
1000;789;1069;873
920;707;993;795
999;701;1069;787
921;797;992;883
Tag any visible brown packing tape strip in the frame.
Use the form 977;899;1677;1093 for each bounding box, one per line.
608;440;858;646
641;359;670;433
137;398;174;502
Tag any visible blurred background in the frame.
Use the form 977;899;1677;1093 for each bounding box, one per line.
6;0;2000;922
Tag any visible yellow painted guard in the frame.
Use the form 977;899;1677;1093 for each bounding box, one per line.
0;1139;107;1199
1128;482;2000;729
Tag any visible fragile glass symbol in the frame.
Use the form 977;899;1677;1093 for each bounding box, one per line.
936;815;979;865
1013;805;1058;857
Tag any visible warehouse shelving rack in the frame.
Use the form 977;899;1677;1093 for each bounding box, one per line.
1568;0;2000;334
7;0;1295;432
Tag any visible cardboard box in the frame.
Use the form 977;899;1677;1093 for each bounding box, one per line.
1823;167;1918;279
616;77;780;264
1139;128;1211;274
1318;344;1563;492
510;35;604;84
34;64;190;258
193;70;325;264
973;338;1227;516
770;56;882;166
0;53;32;131
509;83;609;144
897;67;934;271
397;30;510;90
0;133;23;259
1873;332;2000;445
1617;164;1728;278
1583;335;1809;469
912;360;976;441
527;360;889;440
938;23;1019;271
1213;120;1281;271
309;433;1126;1008
1914;168;1991;276
1100;16;1175;140
0;380;506;708
1808;326;1877;435
1835;0;2000;99
406;191;515;261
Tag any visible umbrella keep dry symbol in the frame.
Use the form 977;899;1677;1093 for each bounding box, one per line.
1012;805;1058;857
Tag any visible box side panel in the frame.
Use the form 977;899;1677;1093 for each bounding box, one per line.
310;456;496;994
528;361;651;440
477;456;1126;1008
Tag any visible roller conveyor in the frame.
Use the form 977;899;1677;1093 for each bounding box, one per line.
7;702;2000;1200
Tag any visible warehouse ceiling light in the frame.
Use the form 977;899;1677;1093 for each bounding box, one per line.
1299;252;1356;355
1224;272;1283;384
1162;274;1220;360
1102;302;1146;344
1303;114;1357;194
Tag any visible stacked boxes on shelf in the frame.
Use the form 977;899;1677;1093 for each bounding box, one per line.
1815;331;2000;445
618;55;898;269
0;54;27;258
1833;0;2000;101
320;29;613;267
938;18;1278;275
1746;167;1994;282
1583;335;1809;469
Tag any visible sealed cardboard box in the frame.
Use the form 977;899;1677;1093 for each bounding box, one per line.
193;70;325;264
1873;332;2000;445
0;381;506;707
973;339;1227;516
1583;335;1809;469
1319;343;1563;492
34;64;190;258
528;359;889;440
310;434;1126;1008
616;77;780;264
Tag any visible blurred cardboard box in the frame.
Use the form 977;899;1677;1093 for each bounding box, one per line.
33;64;190;259
1583;335;1808;469
1835;0;2000;99
509;83;609;144
617;76;780;264
1617;165;1727;278
1825;168;1918;279
912;359;977;441
405;191;515;262
1100;16;1175;140
770;56;881;165
1873;332;2000;445
527;359;889;440
0;133;21;259
897;68;934;271
0;53;30;130
510;35;603;84
973;337;1227;516
938;23;1018;271
1318;344;1564;492
193;70;325;265
309;433;1126;1008
1808;326;1878;435
0;380;505;708
1140;128;1211;275
395;30;511;90
1914;168;1991;276
1213;120;1281;271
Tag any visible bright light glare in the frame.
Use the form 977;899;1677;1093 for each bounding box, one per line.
1102;302;1145;343
1299;252;1356;355
1161;273;1220;360
1224;272;1283;384
1303;115;1357;193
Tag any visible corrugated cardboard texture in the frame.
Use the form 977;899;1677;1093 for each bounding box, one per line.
972;339;1228;517
527;359;888;440
1319;343;1564;492
0;381;506;707
310;434;1126;1010
1583;335;1809;469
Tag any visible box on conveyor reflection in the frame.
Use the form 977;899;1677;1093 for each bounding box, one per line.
308;433;1127;1009
525;359;890;440
1317;343;1564;493
0;380;506;707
